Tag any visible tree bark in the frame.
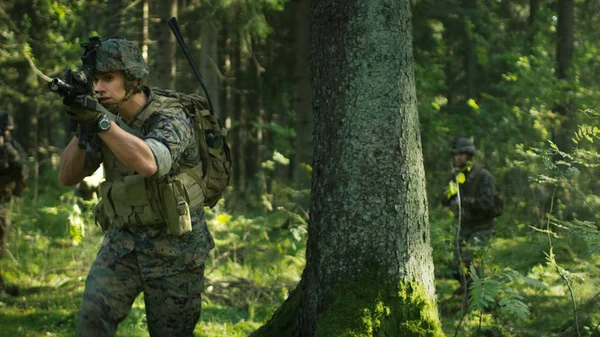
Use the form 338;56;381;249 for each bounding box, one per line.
151;0;178;89
251;0;443;336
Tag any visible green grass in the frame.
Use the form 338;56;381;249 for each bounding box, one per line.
2;193;600;336
433;209;600;337
1;195;306;337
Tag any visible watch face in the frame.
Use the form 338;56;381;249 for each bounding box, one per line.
99;117;111;131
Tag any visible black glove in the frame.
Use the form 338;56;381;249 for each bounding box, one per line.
64;95;102;126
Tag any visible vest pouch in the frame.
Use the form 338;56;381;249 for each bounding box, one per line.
124;174;149;206
123;175;163;225
160;180;192;236
110;180;134;224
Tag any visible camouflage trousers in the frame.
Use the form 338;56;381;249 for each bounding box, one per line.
0;201;11;293
76;243;205;337
453;228;494;285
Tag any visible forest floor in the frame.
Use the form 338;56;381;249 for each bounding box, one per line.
1;195;599;337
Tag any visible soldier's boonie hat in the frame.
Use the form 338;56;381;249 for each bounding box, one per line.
0;110;14;131
94;38;149;79
451;137;476;155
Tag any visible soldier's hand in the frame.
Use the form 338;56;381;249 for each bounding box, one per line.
64;95;102;126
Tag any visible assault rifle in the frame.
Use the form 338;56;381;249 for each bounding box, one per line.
48;36;109;149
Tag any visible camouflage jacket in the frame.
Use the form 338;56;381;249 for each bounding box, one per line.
0;138;28;203
90;86;215;280
441;164;496;231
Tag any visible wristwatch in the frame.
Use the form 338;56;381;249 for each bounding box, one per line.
96;113;111;132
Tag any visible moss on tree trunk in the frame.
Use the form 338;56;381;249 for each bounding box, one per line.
315;278;444;337
251;277;444;337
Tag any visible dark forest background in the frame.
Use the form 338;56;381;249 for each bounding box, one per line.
1;0;600;336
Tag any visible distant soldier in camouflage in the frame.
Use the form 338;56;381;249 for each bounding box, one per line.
0;110;28;297
58;38;214;337
441;137;499;288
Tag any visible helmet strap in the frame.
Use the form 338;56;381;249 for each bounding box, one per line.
104;77;143;114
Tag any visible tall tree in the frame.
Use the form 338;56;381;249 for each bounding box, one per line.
151;0;178;89
105;0;127;36
553;0;576;153
200;17;221;117
527;0;540;54
251;0;443;336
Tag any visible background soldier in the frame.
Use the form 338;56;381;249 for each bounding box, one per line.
0;110;28;297
441;137;498;289
58;38;214;337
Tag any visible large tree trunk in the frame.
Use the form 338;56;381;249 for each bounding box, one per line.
251;0;443;336
151;0;178;89
293;0;313;193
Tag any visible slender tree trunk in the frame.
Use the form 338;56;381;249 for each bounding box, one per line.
556;0;574;81
251;0;442;336
526;0;540;54
151;0;178;89
200;19;221;116
105;0;126;36
464;16;476;100
293;0;313;193
443;17;457;106
244;38;262;199
220;25;235;208
553;0;576;153
231;28;245;198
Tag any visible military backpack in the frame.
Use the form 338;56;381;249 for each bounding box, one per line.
154;88;232;208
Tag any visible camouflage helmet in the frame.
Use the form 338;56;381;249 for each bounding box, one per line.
0;110;14;131
451;137;476;155
94;38;149;79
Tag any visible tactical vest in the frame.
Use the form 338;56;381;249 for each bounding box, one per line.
458;164;495;230
95;92;205;234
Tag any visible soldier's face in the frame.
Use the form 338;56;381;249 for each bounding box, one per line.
454;153;468;167
94;71;127;106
